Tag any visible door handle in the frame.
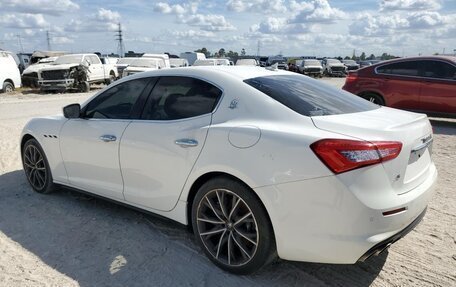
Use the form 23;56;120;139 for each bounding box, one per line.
99;135;117;142
175;139;198;148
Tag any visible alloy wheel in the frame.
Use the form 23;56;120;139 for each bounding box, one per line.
196;189;259;266
23;144;47;190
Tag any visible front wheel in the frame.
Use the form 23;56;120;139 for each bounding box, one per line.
22;139;56;194
2;81;14;93
192;177;276;274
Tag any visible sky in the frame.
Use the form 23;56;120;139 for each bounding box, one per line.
0;0;455;58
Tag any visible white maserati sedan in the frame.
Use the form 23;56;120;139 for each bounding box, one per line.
21;66;437;274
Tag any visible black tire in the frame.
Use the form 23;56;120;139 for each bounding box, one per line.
105;72;116;85
22;138;56;194
192;176;276;275
2;81;14;93
79;81;90;93
360;92;385;105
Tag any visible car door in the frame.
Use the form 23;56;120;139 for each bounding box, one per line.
420;60;456;114
375;60;422;110
86;55;104;81
120;76;223;211
59;78;152;200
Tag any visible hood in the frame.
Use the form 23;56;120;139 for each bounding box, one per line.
41;63;82;71
304;64;322;69
327;63;345;67
22;63;54;74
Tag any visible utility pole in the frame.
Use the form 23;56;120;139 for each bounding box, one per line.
256;40;260;57
16;34;24;53
46;30;51;51
115;23;125;58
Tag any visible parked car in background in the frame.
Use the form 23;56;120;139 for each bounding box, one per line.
298;59;323;77
267;55;288;70
180;52;206;65
38;53;118;92
115;58;138;78
29;51;66;65
322;58;346;77
259;56;268;67
193;59;230;66
122;58;166;77
22;57;58;88
236;58;259;66
170;58;189;68
142;54;171;68
0;51;21;93
21;66;437;275
342;60;360;71
359;61;372;68
343;56;456;117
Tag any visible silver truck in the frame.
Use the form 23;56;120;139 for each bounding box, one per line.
298;59;324;77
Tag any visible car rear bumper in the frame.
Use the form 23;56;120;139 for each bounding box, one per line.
254;162;437;264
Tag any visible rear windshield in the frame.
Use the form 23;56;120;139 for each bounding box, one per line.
244;75;379;116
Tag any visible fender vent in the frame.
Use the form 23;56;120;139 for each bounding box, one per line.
43;134;58;138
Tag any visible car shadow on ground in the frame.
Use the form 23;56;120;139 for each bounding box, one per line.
430;118;456;136
0;170;386;287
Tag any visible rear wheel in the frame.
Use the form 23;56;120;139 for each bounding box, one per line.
360;93;385;105
22;139;56;194
192;177;276;275
2;81;14;93
78;81;90;93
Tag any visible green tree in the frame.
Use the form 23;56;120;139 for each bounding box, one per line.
241;48;246;56
368;54;376;60
344;56;351;60
218;48;226;57
360;52;366;61
194;47;210;58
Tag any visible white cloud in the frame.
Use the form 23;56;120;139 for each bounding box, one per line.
226;0;287;14
172;30;216;39
250;17;288;34
380;0;441;11
65;8;121;33
407;11;449;29
177;14;236;31
53;36;74;44
291;0;346;24
1;0;79;16
154;2;186;15
0;13;48;29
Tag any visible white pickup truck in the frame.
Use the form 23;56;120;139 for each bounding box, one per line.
38;53;118;92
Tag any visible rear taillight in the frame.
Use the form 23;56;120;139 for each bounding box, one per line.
345;72;358;83
310;139;402;174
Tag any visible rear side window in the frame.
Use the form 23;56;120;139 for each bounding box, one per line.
142;76;222;120
244;75;378;116
376;61;421;76
424;61;456;80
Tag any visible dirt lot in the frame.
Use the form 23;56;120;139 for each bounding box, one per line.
0;78;455;287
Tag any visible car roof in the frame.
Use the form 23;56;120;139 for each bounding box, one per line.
372;55;456;67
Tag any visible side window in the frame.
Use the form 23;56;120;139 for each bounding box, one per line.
424;61;456;80
89;56;101;65
376;61;421;77
84;78;150;119
142;76;222;120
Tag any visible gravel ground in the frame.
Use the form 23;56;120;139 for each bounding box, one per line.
0;78;455;287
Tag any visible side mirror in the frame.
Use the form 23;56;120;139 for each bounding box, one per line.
63;103;81;119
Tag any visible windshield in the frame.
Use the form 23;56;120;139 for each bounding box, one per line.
343;60;356;64
304;60;320;65
130;59;157;68
327;59;341;64
38;57;57;63
237;59;257;65
244;75;378;116
193;60;216;66
270;60;286;65
54;55;83;65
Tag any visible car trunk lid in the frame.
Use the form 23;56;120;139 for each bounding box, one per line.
311;107;433;194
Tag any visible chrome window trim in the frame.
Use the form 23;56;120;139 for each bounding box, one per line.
374;59;456;82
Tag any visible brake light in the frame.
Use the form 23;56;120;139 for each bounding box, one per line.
310;139;402;174
346;72;358;83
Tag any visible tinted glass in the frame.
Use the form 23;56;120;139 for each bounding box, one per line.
424;61;456;80
84;78;149;119
377;61;421;76
244;75;378;116
142;76;222;120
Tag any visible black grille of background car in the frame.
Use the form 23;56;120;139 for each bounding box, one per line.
346;66;358;71
41;70;67;80
331;66;345;72
23;72;38;79
305;68;321;73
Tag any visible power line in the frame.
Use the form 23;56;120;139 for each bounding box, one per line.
16;34;23;53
